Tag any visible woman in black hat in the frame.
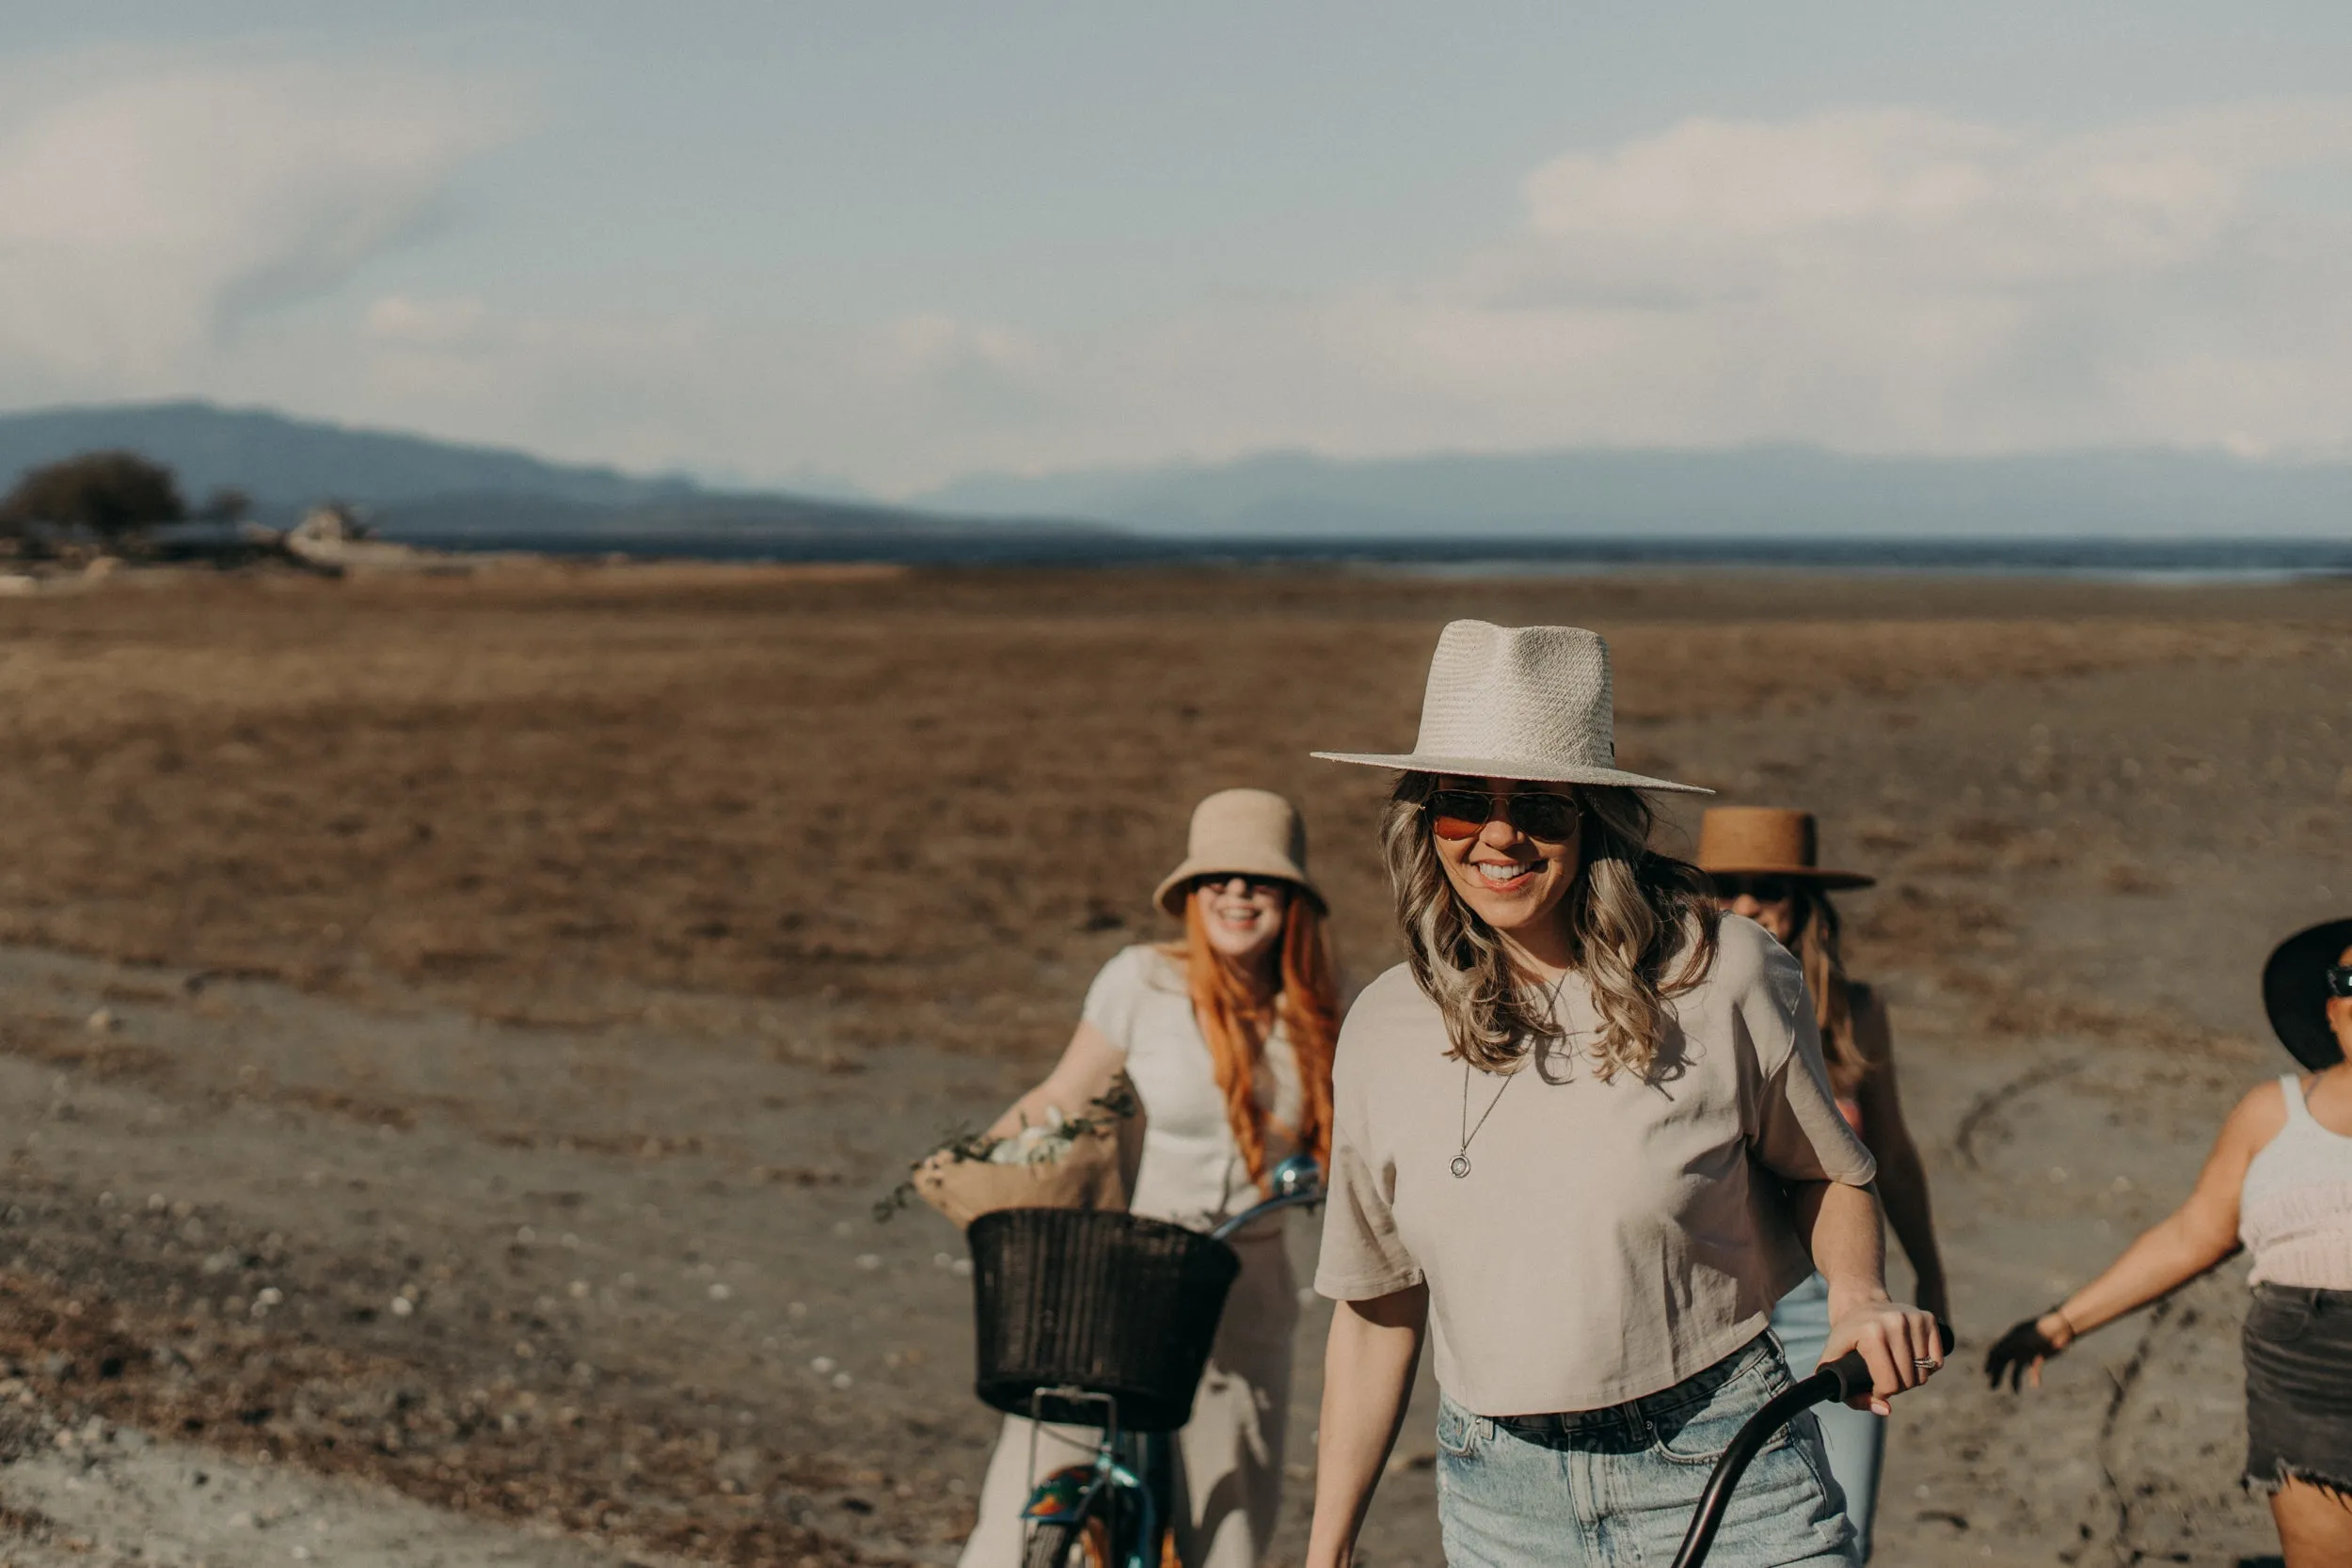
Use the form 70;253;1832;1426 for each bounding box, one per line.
1984;918;2352;1568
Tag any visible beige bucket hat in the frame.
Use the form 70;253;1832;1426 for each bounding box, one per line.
1695;807;1875;890
1152;788;1325;917
1313;620;1709;793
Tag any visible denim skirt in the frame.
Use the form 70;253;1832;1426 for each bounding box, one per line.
1435;1336;1857;1568
2243;1283;2352;1497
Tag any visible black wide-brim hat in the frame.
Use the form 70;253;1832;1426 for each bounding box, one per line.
2261;918;2352;1070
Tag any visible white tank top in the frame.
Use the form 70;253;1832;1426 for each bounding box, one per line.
2239;1073;2352;1290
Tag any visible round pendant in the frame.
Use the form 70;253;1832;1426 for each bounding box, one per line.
1450;1154;1471;1179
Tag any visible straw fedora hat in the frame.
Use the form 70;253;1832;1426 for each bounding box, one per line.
1152;788;1326;917
1695;808;1875;891
1311;621;1708;793
2262;917;2352;1070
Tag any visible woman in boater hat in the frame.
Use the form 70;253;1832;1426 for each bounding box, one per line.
1697;808;1949;1563
1985;918;2352;1568
956;788;1341;1568
1302;622;1940;1568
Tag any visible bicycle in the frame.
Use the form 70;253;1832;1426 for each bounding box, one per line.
964;1154;1325;1568
1669;1323;1955;1568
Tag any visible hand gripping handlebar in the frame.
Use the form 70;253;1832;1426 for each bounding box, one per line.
1666;1323;1955;1568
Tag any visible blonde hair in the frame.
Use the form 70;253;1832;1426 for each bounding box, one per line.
1161;890;1339;1190
1783;883;1868;1096
1381;774;1718;1079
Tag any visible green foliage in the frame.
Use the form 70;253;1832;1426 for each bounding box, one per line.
0;451;187;546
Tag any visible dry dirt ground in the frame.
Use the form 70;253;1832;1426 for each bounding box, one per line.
0;562;2344;1567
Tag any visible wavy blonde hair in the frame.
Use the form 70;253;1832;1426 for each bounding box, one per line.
1781;883;1869;1097
1381;774;1718;1079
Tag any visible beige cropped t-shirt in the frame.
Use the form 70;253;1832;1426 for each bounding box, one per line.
1314;916;1876;1417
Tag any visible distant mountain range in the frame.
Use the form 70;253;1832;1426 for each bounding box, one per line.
0;401;1111;548
921;446;2352;538
0;401;684;511
3;401;2345;550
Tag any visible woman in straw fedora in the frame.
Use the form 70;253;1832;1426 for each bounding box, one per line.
1696;807;1949;1563
1303;621;1940;1568
1983;918;2352;1568
956;788;1342;1568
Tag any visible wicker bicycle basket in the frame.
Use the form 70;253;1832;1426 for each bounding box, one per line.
966;1207;1241;1433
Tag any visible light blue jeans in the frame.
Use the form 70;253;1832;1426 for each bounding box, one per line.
1435;1336;1857;1568
1767;1273;1884;1562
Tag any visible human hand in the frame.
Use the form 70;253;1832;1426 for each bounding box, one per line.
1821;1298;1945;1414
1982;1312;2074;1392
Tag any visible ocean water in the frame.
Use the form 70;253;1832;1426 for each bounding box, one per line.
393;529;2352;582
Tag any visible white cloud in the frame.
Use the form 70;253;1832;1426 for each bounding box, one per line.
0;51;517;396
738;101;2352;487
5;75;2351;492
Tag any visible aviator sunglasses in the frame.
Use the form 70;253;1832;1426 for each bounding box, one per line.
2328;964;2352;999
1423;789;1582;842
1711;875;1796;905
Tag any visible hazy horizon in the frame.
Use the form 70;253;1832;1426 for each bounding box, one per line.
8;397;2351;543
3;7;2351;497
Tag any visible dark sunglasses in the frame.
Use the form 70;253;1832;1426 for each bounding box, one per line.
2328;965;2352;999
1711;875;1795;905
1423;789;1582;842
1190;873;1290;899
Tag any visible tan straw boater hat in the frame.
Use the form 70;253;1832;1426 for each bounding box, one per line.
1695;807;1875;890
1152;788;1326;916
1312;620;1709;793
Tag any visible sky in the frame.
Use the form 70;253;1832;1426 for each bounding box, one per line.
2;4;2350;496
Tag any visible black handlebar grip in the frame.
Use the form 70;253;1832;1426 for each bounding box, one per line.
1824;1350;1873;1402
1823;1321;1956;1402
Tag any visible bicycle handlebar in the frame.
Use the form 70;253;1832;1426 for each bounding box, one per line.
1204;1185;1322;1242
1666;1324;1954;1568
1204;1154;1325;1242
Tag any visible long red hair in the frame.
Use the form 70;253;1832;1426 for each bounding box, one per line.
1169;891;1339;1193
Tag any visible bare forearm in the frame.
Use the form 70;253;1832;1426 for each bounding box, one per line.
984;1088;1076;1141
1800;1179;1891;1313
982;1024;1123;1141
1872;1139;1947;1308
1305;1290;1425;1568
2056;1214;2236;1338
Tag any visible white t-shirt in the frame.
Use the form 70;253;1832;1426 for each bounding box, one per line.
1083;944;1304;1230
1314;916;1876;1417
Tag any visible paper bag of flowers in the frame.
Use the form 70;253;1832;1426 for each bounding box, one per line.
882;1076;1145;1228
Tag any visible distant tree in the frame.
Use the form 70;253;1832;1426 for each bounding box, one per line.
0;451;187;550
196;485;254;526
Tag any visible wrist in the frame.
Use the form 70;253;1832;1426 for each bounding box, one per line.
2040;1307;2080;1350
1824;1280;1894;1319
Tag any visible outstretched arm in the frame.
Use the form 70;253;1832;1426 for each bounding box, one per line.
1850;998;1948;1323
965;1022;1126;1146
1305;1284;1427;1568
1985;1080;2282;1391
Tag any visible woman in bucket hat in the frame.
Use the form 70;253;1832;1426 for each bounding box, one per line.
1985;918;2352;1567
1303;622;1940;1568
956;788;1342;1568
1698;808;1949;1563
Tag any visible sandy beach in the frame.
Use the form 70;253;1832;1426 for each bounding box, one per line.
0;562;2344;1567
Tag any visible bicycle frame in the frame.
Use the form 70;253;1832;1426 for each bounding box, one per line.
1020;1386;1163;1568
1013;1158;1324;1568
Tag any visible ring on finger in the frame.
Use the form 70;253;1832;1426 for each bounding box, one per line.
1912;1357;1939;1371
